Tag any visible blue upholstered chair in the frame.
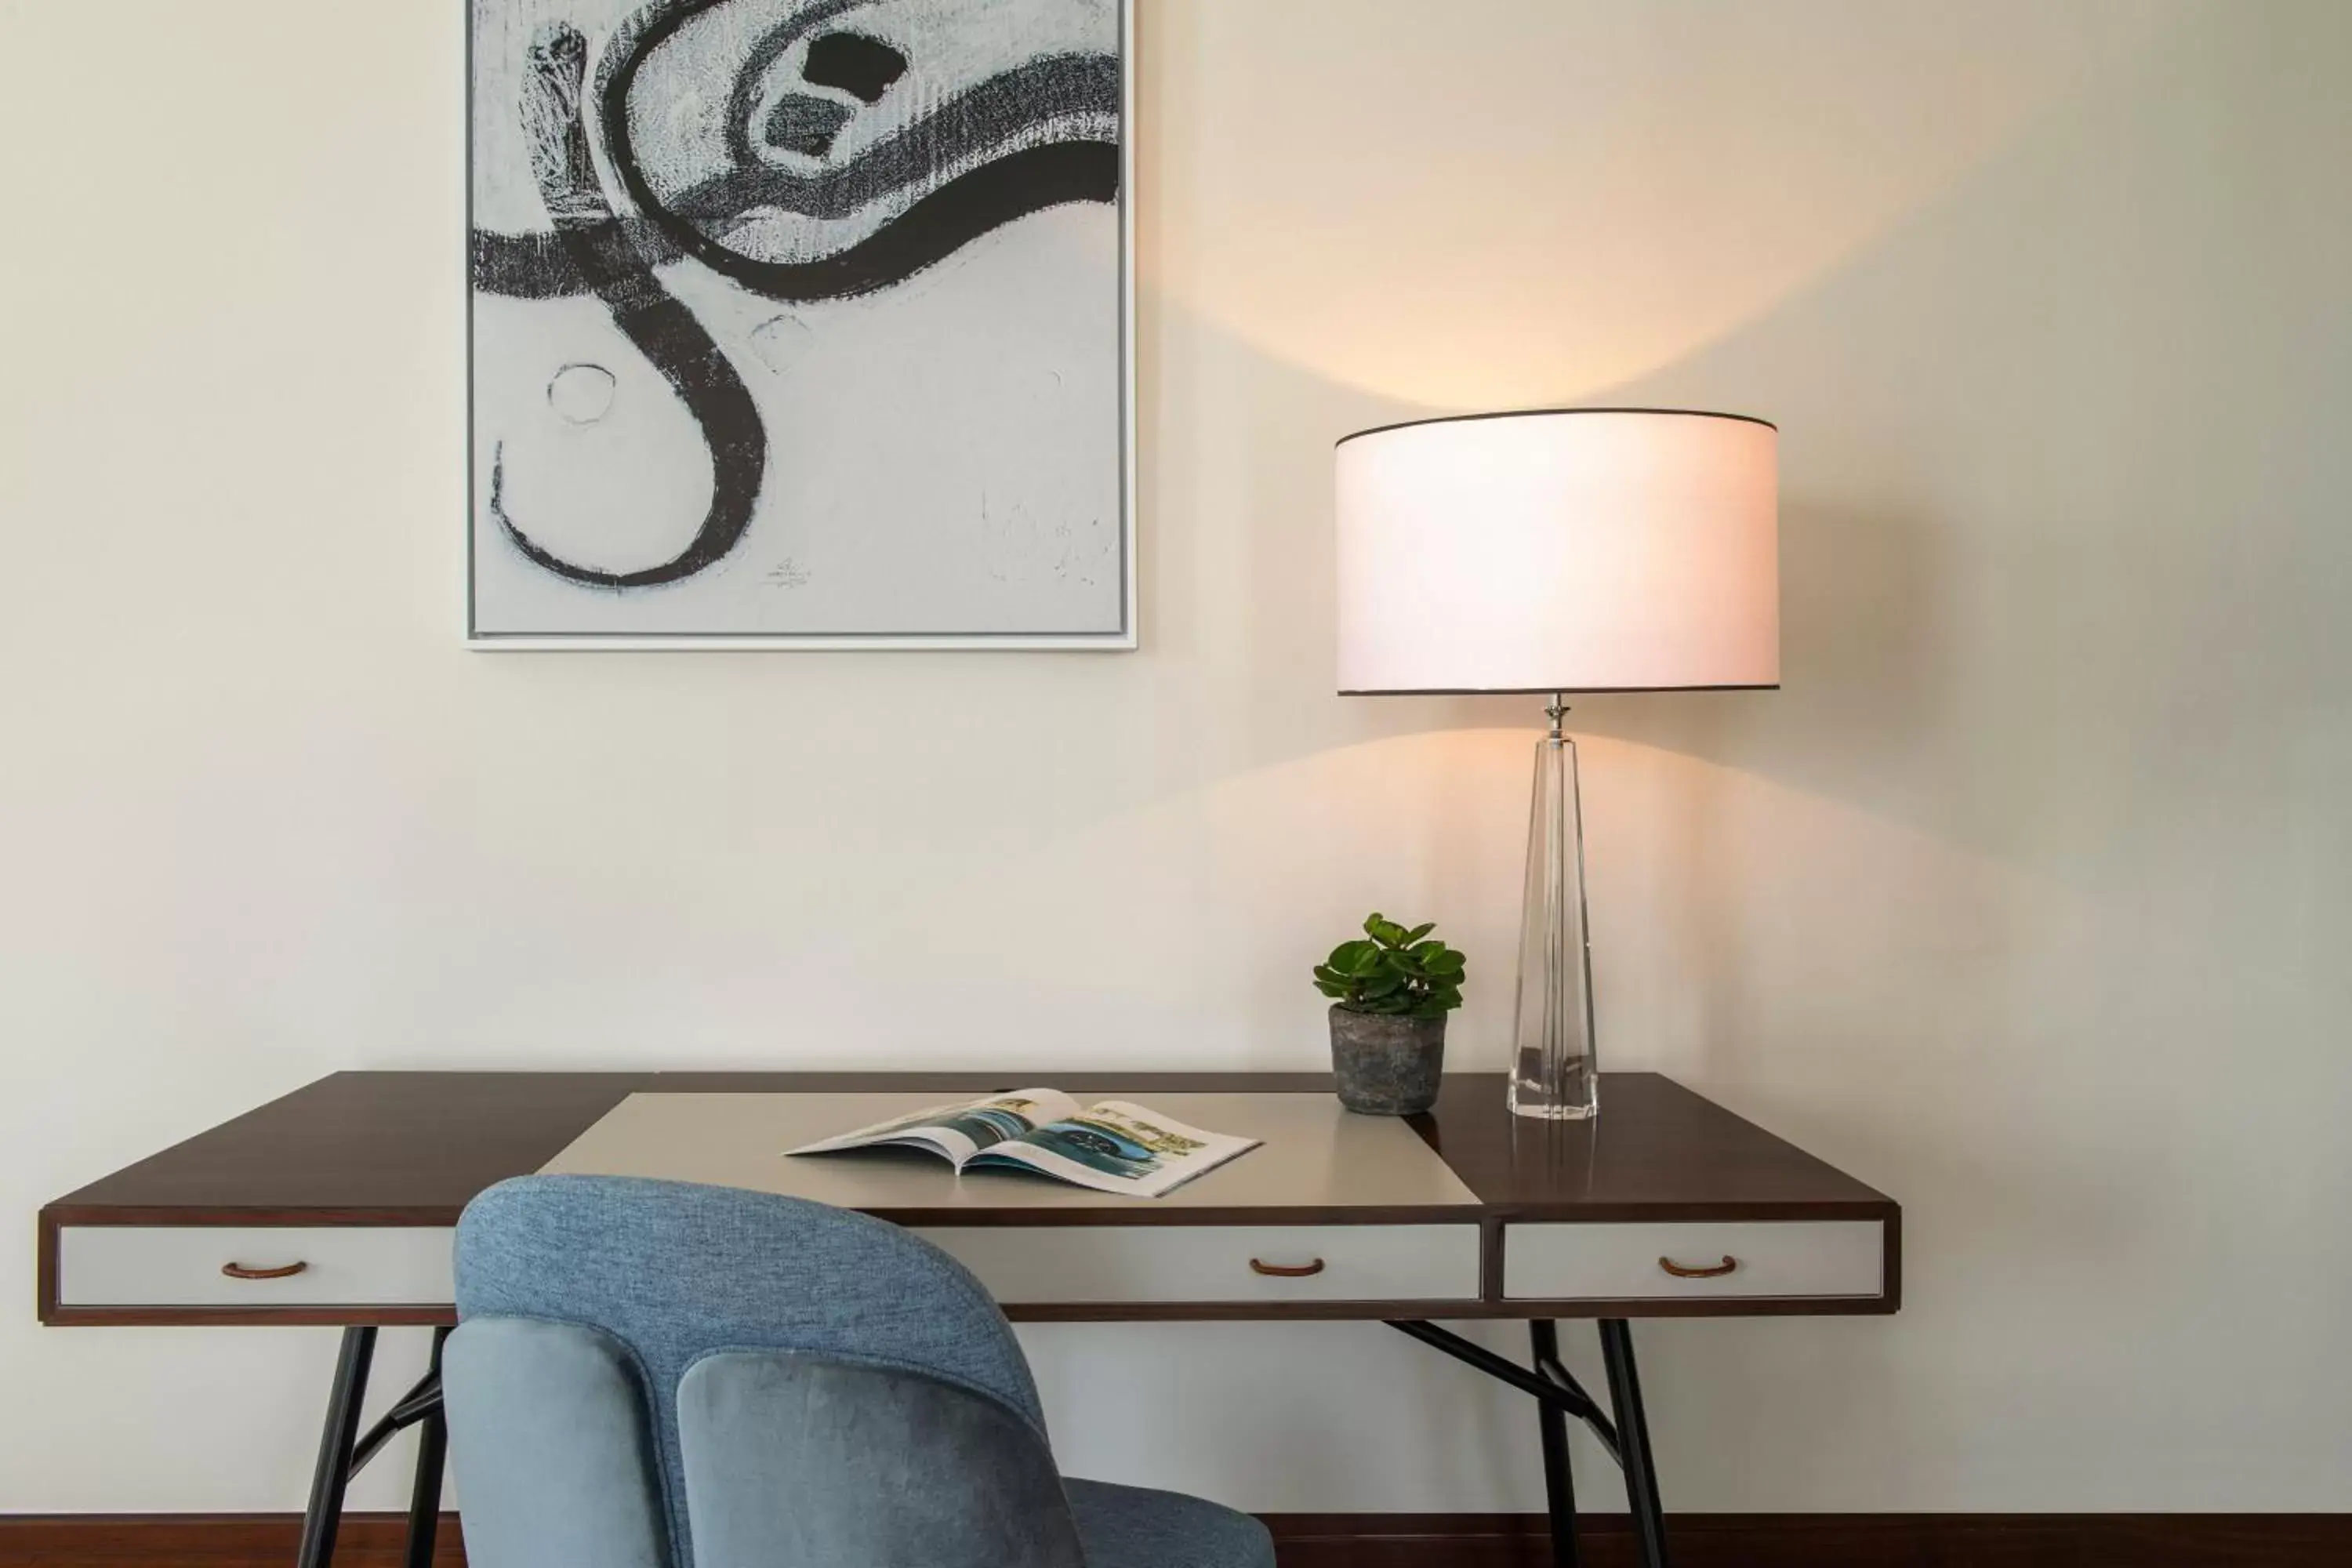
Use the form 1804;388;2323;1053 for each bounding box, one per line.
442;1175;1276;1568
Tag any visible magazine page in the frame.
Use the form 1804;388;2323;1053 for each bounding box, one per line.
787;1090;1081;1164
964;1100;1261;1198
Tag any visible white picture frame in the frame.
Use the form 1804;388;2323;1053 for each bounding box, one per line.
464;0;1138;651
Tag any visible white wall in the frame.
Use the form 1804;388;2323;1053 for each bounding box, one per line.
3;0;2348;1516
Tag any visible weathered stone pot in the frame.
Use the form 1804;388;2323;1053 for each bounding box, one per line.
1329;1005;1446;1116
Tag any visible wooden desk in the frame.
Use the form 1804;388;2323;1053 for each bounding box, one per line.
36;1071;1900;1568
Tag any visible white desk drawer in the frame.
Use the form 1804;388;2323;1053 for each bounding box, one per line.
57;1227;456;1308
917;1225;1482;1305
1503;1221;1884;1301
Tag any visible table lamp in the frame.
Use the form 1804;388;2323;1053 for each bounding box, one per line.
1335;408;1780;1119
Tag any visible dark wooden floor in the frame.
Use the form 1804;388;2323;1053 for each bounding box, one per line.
5;1512;2349;1567
1269;1513;2352;1566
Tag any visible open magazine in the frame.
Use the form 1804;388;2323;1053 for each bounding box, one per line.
787;1091;1259;1198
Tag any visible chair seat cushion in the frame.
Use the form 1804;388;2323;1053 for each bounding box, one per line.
1064;1479;1276;1568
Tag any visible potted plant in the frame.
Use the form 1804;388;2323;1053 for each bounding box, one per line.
1312;913;1467;1115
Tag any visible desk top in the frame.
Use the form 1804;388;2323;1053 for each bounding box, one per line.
40;1073;1900;1327
543;1093;1486;1216
45;1071;1894;1227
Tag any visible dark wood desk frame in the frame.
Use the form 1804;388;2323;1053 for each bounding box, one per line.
38;1071;1900;1568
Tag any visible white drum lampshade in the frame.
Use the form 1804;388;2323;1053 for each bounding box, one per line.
1333;407;1780;1121
1335;409;1780;694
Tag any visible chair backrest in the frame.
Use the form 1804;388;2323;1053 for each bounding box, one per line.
443;1174;1086;1568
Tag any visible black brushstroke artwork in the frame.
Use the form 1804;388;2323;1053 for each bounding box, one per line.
489;24;766;589
476;0;1122;590
762;93;855;158
801;31;907;103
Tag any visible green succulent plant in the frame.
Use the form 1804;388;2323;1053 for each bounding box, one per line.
1314;913;1468;1019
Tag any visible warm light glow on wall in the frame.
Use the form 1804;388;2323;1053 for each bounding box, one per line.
1141;0;2168;405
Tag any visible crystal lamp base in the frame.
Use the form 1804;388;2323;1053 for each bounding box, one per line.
1507;700;1599;1120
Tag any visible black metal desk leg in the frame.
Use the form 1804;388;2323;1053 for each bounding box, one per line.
1598;1320;1668;1568
1530;1321;1581;1568
403;1327;452;1568
296;1327;379;1568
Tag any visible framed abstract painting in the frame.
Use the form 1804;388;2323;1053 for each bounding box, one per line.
466;0;1134;648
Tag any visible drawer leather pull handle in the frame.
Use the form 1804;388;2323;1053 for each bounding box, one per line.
222;1261;310;1282
1248;1258;1327;1279
1658;1254;1738;1280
